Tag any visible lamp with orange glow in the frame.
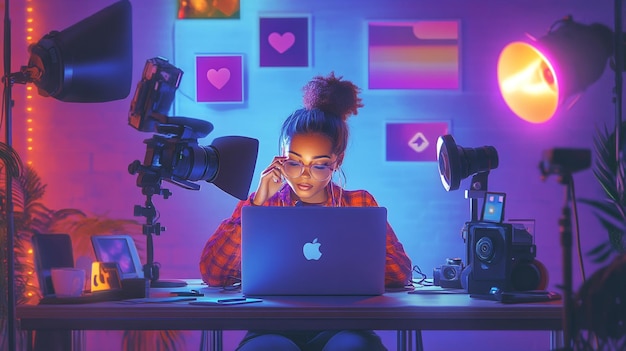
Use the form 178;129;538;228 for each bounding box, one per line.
497;16;614;124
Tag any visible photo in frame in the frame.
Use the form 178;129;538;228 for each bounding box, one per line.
177;0;240;19
196;55;244;103
259;16;311;67
368;20;460;90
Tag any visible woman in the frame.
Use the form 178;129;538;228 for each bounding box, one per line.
199;72;412;351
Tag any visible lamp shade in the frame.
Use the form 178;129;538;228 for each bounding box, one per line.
436;135;499;191
497;18;613;123
26;0;132;102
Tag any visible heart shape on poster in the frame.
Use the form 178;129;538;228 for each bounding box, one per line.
207;68;231;90
268;32;295;54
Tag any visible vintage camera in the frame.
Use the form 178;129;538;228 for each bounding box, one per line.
465;221;544;295
433;258;464;289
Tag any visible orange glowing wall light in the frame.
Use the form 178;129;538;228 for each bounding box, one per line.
497;17;614;124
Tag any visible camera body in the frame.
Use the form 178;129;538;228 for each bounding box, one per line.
465;221;544;295
433;258;464;289
128;57;182;133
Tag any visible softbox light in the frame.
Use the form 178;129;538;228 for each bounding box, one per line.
436;135;499;191
22;0;132;102
497;17;613;124
210;136;259;200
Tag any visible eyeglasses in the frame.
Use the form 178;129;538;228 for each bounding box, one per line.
283;159;334;181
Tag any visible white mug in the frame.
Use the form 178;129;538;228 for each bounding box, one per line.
51;267;85;297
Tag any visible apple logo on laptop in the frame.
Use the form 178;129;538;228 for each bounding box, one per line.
303;238;322;260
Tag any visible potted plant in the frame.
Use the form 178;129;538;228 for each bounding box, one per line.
576;123;626;350
0;144;186;350
580;124;626;262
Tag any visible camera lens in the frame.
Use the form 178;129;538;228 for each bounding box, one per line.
476;237;495;262
442;266;458;280
173;143;219;182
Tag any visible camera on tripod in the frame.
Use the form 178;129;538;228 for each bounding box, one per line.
433;257;465;289
127;57;258;200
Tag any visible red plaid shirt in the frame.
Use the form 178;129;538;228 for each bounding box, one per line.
199;183;412;289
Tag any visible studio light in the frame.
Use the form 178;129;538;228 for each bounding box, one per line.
497;16;613;123
4;1;133;349
12;0;132;102
436;134;499;192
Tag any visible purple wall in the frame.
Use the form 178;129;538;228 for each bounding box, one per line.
10;0;617;349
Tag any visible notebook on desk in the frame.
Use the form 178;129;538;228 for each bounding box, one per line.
241;206;387;297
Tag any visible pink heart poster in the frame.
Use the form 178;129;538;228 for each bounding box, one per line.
196;55;243;103
260;17;309;67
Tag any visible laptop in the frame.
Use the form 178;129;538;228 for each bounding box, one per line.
241;206;387;297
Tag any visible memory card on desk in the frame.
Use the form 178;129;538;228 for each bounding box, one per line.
189;297;263;305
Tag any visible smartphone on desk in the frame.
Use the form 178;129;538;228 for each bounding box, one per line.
471;288;561;304
496;290;561;304
170;290;204;297
189;297;263;305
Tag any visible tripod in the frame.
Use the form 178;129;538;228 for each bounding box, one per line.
134;178;186;288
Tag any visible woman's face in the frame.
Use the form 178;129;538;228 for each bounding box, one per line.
283;133;337;204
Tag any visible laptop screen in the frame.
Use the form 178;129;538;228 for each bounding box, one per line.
241;206;387;296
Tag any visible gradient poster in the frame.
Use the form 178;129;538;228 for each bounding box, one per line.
196;55;243;103
386;122;450;161
260;17;309;67
369;21;459;89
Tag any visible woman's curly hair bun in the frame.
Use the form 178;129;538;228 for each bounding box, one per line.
302;72;363;121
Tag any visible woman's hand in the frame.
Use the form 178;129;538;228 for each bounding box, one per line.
252;156;287;206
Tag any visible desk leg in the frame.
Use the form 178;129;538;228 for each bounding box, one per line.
26;331;33;351
550;330;564;350
71;330;85;351
396;330;423;351
201;330;223;351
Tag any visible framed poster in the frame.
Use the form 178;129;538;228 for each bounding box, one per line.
386;121;450;161
177;0;240;19
259;16;311;67
368;20;460;90
196;55;244;103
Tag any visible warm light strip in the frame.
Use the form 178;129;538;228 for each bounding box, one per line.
25;0;35;165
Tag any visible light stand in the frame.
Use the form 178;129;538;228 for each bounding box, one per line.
130;173;186;288
465;172;489;222
1;2;132;350
464;172;489;266
539;147;591;351
3;0;18;349
557;172;575;350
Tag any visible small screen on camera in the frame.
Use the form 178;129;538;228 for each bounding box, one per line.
481;192;506;223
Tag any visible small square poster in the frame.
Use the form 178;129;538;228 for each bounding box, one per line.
259;16;310;67
196;55;243;103
386;122;450;161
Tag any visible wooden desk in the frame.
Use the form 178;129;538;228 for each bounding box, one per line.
16;283;563;350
